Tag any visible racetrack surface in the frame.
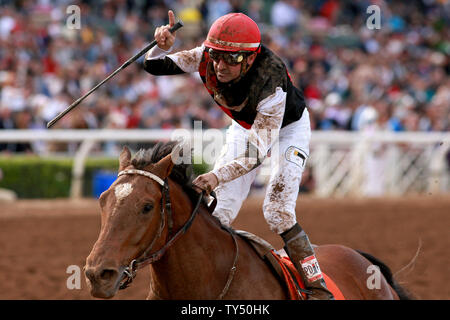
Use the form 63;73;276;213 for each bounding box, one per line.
0;195;449;300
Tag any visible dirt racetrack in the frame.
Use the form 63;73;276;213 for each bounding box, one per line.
0;195;449;300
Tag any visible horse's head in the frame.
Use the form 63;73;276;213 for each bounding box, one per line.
84;143;184;298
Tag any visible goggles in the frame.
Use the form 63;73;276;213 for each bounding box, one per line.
208;48;248;66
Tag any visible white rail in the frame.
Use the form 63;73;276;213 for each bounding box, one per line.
1;129;449;143
0;129;449;198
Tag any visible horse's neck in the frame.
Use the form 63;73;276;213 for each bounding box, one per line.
147;183;235;300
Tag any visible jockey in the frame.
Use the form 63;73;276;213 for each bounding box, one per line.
143;10;334;300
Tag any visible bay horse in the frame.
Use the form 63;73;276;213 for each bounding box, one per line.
84;141;411;300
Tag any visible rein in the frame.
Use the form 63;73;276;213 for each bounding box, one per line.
116;168;239;299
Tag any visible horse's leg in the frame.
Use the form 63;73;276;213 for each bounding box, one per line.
146;276;164;300
315;245;398;300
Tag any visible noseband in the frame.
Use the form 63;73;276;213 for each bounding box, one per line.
116;168;239;299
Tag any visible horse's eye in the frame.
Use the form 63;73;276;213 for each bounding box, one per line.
142;203;154;214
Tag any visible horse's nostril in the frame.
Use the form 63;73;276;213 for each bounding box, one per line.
100;269;117;281
85;268;95;281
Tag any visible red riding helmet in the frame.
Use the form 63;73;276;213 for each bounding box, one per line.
204;13;261;52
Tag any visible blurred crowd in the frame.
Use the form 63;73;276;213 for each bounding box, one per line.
0;0;449;154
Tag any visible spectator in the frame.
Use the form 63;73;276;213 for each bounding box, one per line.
0;0;448;157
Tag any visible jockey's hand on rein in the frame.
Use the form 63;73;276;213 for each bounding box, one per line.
192;172;219;196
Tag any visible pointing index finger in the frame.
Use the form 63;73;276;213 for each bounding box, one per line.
168;10;175;27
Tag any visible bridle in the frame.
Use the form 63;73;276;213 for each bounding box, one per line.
116;168;239;299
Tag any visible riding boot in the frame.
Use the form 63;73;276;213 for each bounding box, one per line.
280;223;335;300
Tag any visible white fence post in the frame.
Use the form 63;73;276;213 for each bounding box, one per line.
428;142;449;194
70;139;96;199
312;143;330;197
349;138;367;197
385;145;401;195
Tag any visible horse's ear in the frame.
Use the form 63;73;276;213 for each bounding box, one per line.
119;146;132;172
152;154;174;180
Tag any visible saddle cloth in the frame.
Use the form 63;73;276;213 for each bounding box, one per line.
235;230;345;300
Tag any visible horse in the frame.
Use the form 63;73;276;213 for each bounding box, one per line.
84;141;412;300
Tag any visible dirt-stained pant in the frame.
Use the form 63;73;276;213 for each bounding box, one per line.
212;109;311;234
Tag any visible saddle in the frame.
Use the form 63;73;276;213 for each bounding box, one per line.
235;230;345;300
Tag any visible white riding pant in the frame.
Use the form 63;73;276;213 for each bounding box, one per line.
212;109;311;234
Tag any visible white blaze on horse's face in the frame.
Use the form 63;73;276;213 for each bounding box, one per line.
115;183;133;202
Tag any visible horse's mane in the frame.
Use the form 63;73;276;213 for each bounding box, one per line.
130;141;200;205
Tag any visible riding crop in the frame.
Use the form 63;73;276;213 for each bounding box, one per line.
46;20;183;128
